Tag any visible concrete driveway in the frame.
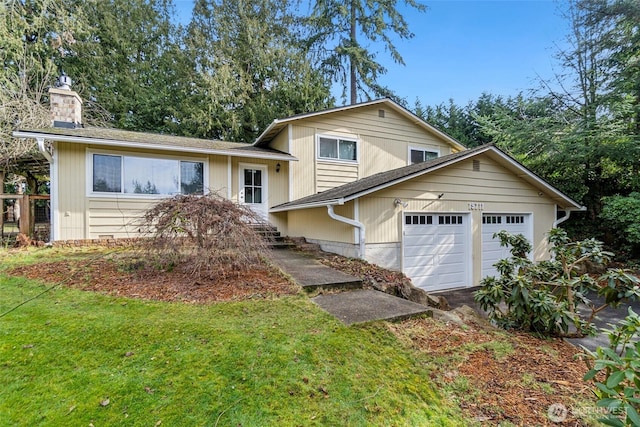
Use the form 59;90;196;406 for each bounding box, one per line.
437;287;640;351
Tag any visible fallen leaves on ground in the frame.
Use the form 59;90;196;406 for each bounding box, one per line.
8;255;299;303
388;317;594;426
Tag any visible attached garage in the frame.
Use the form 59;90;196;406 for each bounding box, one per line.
403;212;471;292
481;213;532;279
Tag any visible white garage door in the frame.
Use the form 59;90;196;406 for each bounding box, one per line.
403;213;470;292
482;214;531;279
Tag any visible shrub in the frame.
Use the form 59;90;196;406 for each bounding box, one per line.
474;228;640;337
583;308;640;426
601;193;640;258
137;193;269;279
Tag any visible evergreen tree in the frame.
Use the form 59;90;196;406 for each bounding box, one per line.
184;0;332;142
309;0;426;104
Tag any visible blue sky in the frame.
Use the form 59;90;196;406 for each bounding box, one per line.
173;0;571;108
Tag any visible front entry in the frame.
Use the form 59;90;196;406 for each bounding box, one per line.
239;164;268;220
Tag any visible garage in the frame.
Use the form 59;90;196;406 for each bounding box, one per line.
481;213;532;279
403;213;471;292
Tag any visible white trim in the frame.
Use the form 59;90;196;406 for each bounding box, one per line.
287;124;293;202
238;162;269;220
227;156;232;199
270;198;344;213
51;142;60;241
316;133;359;164
13;131;297;162
408;146;439;165
86;148;209;199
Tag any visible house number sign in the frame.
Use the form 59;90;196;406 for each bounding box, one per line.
468;202;484;211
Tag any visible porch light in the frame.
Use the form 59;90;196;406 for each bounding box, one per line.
276;162;281;173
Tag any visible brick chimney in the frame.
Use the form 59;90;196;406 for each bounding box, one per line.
49;75;82;128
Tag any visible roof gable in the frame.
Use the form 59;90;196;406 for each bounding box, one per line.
271;144;584;212
253;98;467;152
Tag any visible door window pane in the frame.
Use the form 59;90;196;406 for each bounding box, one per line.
93;154;122;192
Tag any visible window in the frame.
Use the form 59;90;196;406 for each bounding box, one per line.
92;154;204;195
318;136;357;161
405;214;433;225
438;215;463;225
409;148;438;165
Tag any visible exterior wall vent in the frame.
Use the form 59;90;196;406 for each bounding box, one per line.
473;159;480;171
378;109;385;118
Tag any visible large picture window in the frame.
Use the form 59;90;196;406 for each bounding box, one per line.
318;136;357;161
92;154;204;195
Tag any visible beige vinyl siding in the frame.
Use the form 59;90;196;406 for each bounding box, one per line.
358;154;557;285
287;203;354;244
286;104;456;200
56;141;86;239
55;142;291;240
316;161;359;192
208;155;229;196
288;125;316;200
87;198;155;238
270;127;289;153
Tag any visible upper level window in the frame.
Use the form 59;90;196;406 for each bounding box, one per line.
318;136;357;162
92;153;204;195
409;148;438;164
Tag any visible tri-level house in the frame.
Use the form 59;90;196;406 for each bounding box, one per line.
15;79;584;292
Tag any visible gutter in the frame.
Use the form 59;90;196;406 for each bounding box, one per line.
553;206;587;228
36;137;53;163
13;130;297;162
327;205;365;259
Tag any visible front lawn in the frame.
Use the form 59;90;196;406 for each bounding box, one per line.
0;248;464;426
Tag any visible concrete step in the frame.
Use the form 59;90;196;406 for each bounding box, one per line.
312;289;432;325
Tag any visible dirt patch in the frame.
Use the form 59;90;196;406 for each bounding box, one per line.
388;317;594;426
8;255;299;303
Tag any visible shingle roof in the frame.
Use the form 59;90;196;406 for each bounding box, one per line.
14;127;295;161
271;144;584;211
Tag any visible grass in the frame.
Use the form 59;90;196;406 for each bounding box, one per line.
0;248;468;426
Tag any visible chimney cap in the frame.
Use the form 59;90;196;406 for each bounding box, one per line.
57;74;72;90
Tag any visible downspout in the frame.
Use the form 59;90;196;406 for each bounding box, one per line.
36;138;54;241
327;204;365;259
553;206;586;228
37;138;52;163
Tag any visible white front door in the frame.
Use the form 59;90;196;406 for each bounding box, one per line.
481;213;532;279
239;164;268;220
403;213;471;292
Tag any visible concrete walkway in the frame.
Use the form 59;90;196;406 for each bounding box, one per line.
268;249;431;325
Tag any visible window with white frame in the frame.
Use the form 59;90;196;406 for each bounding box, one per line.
92;153;204;195
318;136;357;161
409;148;438;164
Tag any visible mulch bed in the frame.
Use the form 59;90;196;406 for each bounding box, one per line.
388;317;595;426
8;256;299;303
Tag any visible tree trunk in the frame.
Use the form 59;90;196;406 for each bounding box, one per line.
349;0;357;105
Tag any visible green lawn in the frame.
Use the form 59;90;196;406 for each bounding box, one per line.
0;248;467;426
